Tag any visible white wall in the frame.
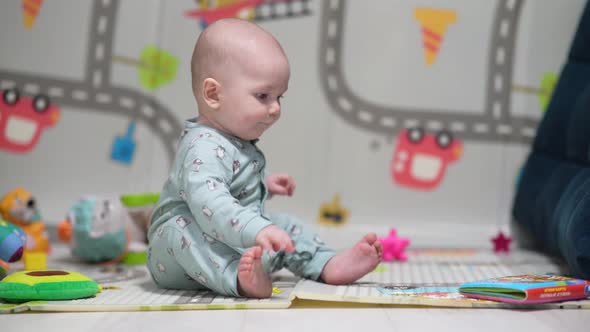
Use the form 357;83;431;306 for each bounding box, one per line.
0;0;585;246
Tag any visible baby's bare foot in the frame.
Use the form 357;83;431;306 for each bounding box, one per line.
237;246;272;298
320;233;383;285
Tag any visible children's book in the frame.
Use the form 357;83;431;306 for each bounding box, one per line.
459;274;590;304
3;248;590;313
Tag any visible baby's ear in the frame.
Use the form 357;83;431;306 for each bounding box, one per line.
202;78;221;109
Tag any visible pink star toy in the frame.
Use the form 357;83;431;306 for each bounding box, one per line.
492;231;512;253
378;228;410;262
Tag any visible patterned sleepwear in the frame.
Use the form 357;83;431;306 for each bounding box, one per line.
147;119;335;297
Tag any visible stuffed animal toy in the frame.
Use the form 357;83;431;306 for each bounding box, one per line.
0;187;50;253
58;194;154;264
58;196;129;263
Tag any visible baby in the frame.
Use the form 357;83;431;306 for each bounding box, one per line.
147;18;382;298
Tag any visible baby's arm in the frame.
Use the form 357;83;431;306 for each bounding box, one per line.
181;139;272;248
266;173;296;197
255;224;295;253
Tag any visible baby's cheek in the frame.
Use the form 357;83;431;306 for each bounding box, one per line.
242;112;263;123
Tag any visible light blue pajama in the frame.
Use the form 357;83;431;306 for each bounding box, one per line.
147;119;335;297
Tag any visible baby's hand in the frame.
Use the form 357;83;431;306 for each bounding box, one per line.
266;173;296;196
255;225;295;253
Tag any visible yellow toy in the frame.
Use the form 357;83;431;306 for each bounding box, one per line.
23;251;47;270
317;194;350;226
0;187;50;253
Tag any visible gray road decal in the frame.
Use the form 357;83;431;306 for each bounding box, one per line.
0;0;314;164
0;0;182;164
319;0;538;144
255;0;312;21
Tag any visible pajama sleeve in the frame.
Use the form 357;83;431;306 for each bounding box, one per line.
180;138;272;248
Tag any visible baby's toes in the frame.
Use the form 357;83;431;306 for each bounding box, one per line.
374;241;383;253
364;233;378;245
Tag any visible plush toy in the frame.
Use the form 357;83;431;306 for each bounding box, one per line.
58;196;129;263
0;219;26;279
58;194;155;264
0;270;100;303
378;228;410;262
0;187;50;253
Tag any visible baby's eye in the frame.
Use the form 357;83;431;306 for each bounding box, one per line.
277;95;284;105
255;93;269;101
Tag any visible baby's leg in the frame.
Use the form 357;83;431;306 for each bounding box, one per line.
147;224;207;290
269;213;382;284
269;213;336;280
148;215;245;297
319;233;383;285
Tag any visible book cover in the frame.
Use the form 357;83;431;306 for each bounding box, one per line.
459;274;590;304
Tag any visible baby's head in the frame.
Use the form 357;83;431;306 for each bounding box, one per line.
191;18;290;141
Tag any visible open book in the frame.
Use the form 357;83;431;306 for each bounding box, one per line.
2;248;590;313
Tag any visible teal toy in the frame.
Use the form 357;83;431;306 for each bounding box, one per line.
58;196;128;263
58;193;156;264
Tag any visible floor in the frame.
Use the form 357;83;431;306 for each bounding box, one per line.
4;304;590;332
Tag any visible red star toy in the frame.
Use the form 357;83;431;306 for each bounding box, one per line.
492;231;512;253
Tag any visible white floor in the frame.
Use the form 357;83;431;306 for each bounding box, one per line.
4;306;590;332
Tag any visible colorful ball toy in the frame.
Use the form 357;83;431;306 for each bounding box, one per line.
0;219;26;278
0;219;26;263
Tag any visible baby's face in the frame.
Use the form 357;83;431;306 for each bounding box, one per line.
216;49;290;141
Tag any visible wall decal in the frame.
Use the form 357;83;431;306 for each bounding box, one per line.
391;128;462;191
512;71;558;113
414;7;457;66
110;121;137;165
0;88;60;154
0;1;182;164
185;0;312;27
113;46;179;92
22;0;44;30
319;0;536;146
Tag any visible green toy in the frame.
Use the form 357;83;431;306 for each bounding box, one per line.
120;192;160;208
0;270;100;303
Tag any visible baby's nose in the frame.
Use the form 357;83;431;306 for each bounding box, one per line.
269;103;281;117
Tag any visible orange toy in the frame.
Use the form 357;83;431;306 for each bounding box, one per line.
0;187;50;253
